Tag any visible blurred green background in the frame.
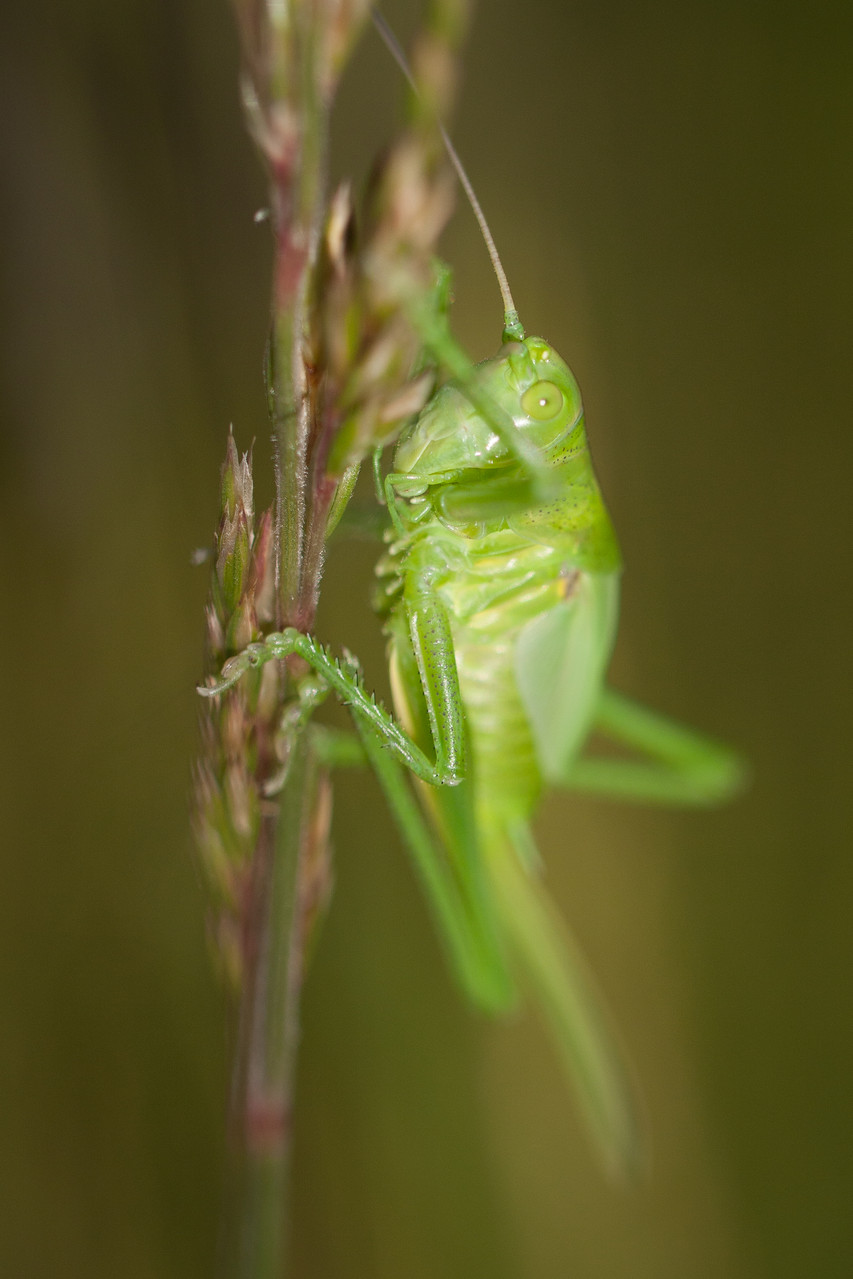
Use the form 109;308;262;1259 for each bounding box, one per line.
2;1;852;1275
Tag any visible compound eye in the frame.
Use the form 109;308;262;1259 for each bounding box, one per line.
521;380;564;421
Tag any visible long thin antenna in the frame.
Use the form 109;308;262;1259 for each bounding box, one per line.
372;8;523;342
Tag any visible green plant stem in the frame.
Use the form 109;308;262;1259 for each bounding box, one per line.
223;734;315;1279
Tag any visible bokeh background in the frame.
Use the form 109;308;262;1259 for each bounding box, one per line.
2;1;852;1275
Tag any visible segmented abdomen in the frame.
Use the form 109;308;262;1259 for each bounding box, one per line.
402;524;572;822
452;621;542;820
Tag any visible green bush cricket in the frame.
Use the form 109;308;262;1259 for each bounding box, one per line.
200;11;745;1178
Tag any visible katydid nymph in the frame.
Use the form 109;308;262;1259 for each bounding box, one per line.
200;19;744;1177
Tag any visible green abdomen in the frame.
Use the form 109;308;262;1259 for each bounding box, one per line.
453;621;542;819
425;527;578;821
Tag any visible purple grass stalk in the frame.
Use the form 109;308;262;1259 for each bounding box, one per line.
193;2;473;1274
